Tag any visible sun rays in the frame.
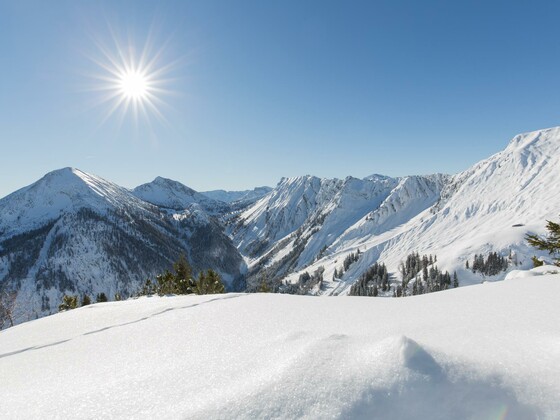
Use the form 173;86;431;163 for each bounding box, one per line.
85;24;179;130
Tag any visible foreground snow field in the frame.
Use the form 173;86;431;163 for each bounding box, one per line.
1;271;559;419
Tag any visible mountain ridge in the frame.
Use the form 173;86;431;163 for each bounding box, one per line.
1;126;559;323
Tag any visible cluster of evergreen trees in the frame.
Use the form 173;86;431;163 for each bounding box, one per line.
406;266;458;297
138;255;225;296
343;251;360;270
397;252;457;297
467;252;508;276
348;262;389;296
332;250;361;281
58;292;108;312
281;266;324;295
58;255;225;312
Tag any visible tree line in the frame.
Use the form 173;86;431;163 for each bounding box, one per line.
58;255;225;313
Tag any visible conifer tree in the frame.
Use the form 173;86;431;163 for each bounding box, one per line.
196;269;226;295
81;294;91;306
58;295;78;312
174;255;193;284
141;279;155;296
96;293;108;303
527;220;560;266
531;256;544;267
156;270;176;295
259;279;271;293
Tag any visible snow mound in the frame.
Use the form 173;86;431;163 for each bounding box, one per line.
505;264;560;280
1;274;557;419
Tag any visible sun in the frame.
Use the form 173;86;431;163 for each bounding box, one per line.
119;69;149;100
86;25;178;126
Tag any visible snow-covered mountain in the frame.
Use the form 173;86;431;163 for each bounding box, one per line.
133;176;230;214
2;268;559;418
2;126;560;323
229;173;448;290
267;127;560;295
0;168;245;323
201;186;272;207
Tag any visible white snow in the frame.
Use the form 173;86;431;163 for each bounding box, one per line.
0;167;154;237
1;273;558;419
245;126;560;294
201;186;272;205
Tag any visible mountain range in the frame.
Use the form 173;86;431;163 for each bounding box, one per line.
1;126;559;323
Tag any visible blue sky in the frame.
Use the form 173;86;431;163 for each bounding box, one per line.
1;0;560;198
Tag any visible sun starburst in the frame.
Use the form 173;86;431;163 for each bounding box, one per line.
85;25;178;128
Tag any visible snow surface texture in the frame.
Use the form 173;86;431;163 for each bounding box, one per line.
1;272;558;419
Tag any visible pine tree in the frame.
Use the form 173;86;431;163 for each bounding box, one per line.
58;295;78;312
96;293;108;303
196;269;226;295
531;256;544;267
173;255;196;294
259;279;271;293
156;270;176;295
527;220;560;266
141;279;155;296
174;255;193;284
81;294;91;306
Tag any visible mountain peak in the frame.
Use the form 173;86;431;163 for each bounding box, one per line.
505;126;560;153
133;177;229;213
0;168;147;237
363;173;393;182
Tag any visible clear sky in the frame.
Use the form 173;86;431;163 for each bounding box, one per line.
1;0;560;198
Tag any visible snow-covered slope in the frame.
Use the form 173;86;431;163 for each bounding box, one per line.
0;169;245;324
2;126;560;321
0;167;152;237
265;127;560;295
201;186;272;207
133;177;230;214
1;270;558;419
231;175;398;257
230;174;447;290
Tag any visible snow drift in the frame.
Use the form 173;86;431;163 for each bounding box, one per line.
1;271;558;419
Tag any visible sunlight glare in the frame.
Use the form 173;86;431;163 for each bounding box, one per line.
119;69;149;100
86;24;179;128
